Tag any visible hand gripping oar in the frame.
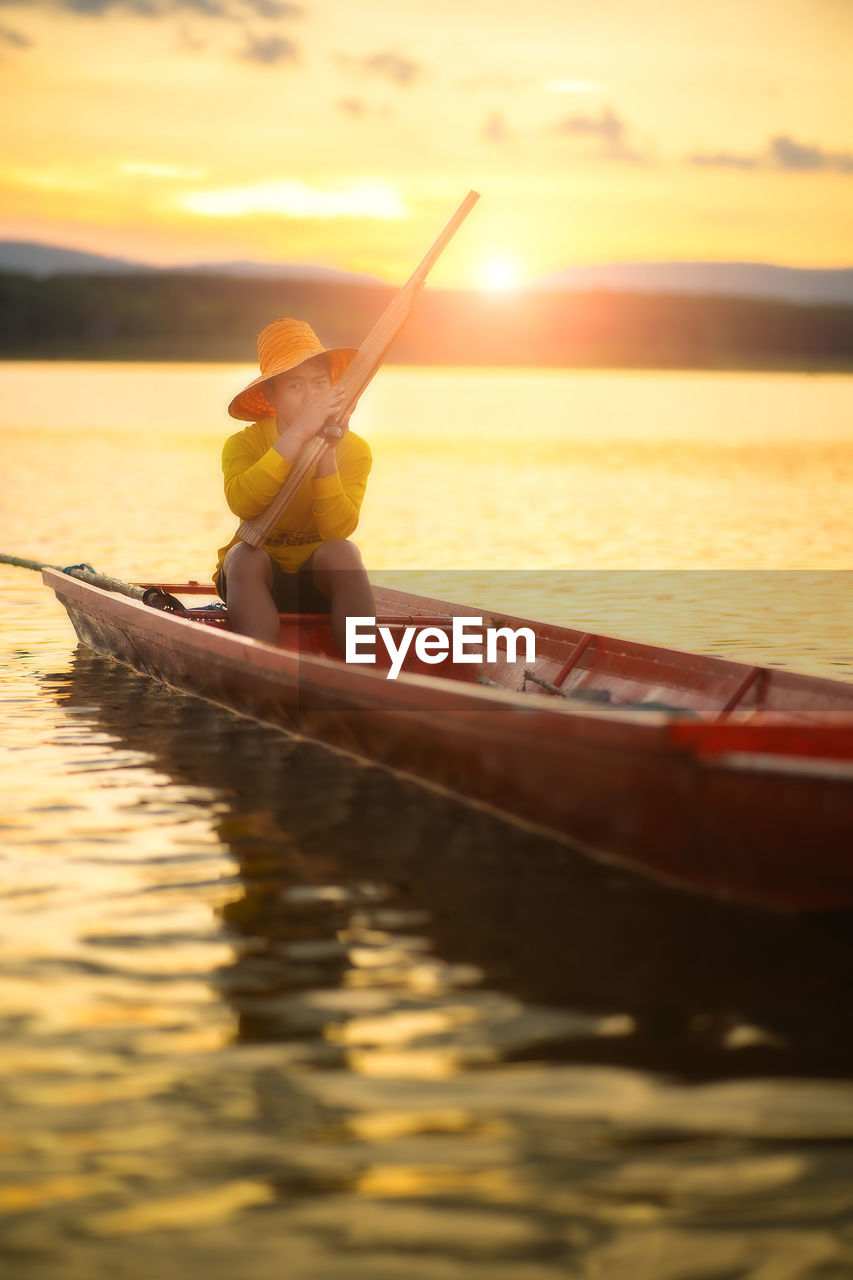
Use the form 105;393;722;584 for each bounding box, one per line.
0;553;188;613
235;190;480;549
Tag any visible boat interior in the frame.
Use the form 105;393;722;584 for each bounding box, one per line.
152;581;853;734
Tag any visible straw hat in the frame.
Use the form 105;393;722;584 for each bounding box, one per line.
228;317;357;421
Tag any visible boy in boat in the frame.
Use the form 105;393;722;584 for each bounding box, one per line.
215;317;374;651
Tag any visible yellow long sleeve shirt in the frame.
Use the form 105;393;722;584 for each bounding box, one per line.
215;417;372;578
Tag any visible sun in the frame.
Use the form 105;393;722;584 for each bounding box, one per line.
478;257;522;293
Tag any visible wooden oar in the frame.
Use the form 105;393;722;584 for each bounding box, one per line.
0;553;186;612
236;189;480;548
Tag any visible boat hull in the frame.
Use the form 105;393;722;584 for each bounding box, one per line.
44;568;853;912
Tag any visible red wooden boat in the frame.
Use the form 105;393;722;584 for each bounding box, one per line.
43;567;853;913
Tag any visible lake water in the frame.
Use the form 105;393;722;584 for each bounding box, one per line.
1;363;853;1278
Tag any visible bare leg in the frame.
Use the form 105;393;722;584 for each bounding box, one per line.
310;540;375;657
221;543;280;644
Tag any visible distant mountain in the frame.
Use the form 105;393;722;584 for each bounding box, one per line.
0;241;153;276
538;262;853;306
3;240;852;305
166;260;382;286
0;240;381;286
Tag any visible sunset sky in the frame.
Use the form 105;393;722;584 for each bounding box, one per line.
0;0;850;287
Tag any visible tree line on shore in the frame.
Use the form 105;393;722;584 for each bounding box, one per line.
1;270;851;370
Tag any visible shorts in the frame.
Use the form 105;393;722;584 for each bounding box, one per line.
216;551;330;615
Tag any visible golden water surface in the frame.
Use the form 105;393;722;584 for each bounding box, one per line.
1;364;852;1279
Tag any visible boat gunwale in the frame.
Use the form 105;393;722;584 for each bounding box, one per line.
46;569;853;726
45;568;679;739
